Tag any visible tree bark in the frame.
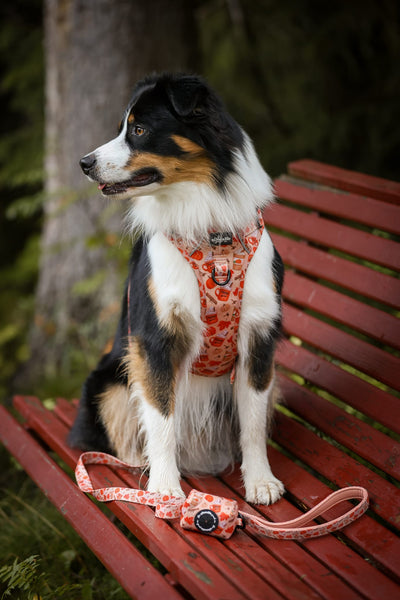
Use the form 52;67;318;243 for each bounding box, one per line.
23;0;198;385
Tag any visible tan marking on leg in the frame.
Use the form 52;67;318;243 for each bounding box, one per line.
98;383;144;464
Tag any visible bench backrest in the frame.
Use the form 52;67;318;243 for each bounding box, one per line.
264;159;400;533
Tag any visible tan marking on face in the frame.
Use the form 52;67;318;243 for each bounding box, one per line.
98;383;144;463
171;134;205;155
125;137;216;186
128;113;135;124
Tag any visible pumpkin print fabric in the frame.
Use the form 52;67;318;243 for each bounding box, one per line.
169;209;265;379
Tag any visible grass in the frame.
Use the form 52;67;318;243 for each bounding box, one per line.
0;444;130;600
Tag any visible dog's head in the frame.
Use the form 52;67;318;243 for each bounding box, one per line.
79;73;245;200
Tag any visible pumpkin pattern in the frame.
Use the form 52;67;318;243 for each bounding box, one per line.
75;452;369;541
168;210;265;379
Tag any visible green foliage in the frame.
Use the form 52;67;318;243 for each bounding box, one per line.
199;0;400;180
0;446;130;599
0;1;44;398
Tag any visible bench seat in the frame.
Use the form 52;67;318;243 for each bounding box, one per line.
1;159;399;599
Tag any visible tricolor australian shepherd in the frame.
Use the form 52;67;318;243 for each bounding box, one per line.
69;73;284;505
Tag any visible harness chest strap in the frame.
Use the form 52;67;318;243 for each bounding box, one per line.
75;452;369;541
168;210;265;380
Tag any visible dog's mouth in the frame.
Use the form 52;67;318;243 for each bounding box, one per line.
98;168;161;195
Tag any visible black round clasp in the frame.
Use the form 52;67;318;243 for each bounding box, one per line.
194;509;219;534
211;267;231;286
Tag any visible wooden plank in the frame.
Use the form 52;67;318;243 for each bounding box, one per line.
273;411;400;528
12;396;277;600
278;374;400;481
270;233;400;309
276;342;400;435
275;179;400;234
57;400;400;597
283;270;400;349
221;461;400;598
283;304;400;391
288;159;400;205
0;406;180;600
265;203;400;270
250;447;400;583
184;474;362;600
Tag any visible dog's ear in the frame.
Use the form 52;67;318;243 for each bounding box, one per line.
166;76;207;118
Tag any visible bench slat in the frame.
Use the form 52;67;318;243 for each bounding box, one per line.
278;375;400;480
0;405;180;600
273;411;400;528
222;461;400;597
57;398;398;600
55;399;328;600
288;159;400;205
283;270;400;349
276;342;400;434
275;179;400;234
267;203;400;270
58;397;400;599
283;304;400;391
185;474;362;600
270;233;400;309
264;448;400;584
12;396;288;600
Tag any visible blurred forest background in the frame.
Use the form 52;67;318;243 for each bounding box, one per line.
0;0;399;597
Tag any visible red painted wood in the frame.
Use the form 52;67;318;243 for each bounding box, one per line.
276;342;400;435
275;179;400;234
283;270;400;349
282;304;400;391
57;398;399;599
221;462;400;598
184;475;360;600
12;396;250;600
288;159;400;205
273;411;400;528
0;406;180;600
265;203;400;271
270;233;400;309
277;374;400;480
228;450;400;585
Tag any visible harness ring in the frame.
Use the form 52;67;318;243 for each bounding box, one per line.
211;267;231;286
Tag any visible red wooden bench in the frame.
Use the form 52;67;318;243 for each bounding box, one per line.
1;159;399;599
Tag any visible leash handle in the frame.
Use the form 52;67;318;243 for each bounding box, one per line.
75;452;369;540
240;487;369;539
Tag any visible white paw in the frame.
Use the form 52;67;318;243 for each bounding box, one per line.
147;481;185;499
245;476;285;505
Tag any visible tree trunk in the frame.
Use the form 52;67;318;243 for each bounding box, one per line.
23;0;198;387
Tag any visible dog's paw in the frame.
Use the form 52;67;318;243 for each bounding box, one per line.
147;482;185;499
245;475;285;505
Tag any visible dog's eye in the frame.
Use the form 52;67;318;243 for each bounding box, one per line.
133;125;145;136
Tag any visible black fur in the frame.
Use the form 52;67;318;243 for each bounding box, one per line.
123;73;245;189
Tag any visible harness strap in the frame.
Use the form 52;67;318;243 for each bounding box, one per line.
168;210;265;379
76;452;369;540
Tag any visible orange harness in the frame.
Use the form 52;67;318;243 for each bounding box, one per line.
169;210;264;380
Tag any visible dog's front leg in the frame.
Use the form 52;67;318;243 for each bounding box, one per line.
139;397;183;497
235;338;284;505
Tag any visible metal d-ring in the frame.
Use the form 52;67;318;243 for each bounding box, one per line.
211;267;231;286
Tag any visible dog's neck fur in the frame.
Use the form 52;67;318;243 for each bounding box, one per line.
126;135;274;243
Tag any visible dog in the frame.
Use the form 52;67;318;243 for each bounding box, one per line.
69;73;285;505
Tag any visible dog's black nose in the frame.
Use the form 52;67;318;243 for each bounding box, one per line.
80;153;96;175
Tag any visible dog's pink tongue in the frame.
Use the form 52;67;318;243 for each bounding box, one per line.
98;183;106;190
